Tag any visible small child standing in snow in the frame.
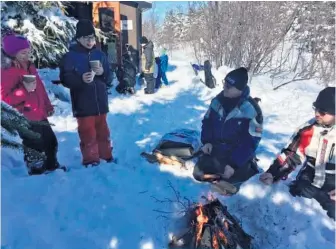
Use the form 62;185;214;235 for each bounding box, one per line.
60;19;113;167
1;33;63;175
159;48;169;87
154;48;169;89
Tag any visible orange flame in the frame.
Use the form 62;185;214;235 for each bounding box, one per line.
212;233;219;249
195;205;209;247
218;230;228;246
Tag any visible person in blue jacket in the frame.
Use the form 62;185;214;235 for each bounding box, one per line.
60;19;114;167
159;48;169;86
155;48;169;89
193;67;263;192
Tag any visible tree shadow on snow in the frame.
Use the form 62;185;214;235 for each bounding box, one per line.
256;114;290;162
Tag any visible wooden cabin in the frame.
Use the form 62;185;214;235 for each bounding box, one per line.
65;1;152;70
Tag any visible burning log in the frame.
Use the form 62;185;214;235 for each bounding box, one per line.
195;205;209;246
168;199;253;249
212;229;219;249
217;229;228;246
141;151;186;168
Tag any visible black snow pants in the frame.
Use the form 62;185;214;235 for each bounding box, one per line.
21;120;59;175
193;154;259;189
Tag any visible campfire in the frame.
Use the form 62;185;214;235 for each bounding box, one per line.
168;198;253;249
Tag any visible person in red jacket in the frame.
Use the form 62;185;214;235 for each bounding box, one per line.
260;87;335;220
1;33;63;175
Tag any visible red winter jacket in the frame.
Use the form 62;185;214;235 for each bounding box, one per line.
1;62;53;121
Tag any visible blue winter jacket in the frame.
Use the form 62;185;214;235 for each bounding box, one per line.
160;54;168;73
201;87;263;168
60;43;111;117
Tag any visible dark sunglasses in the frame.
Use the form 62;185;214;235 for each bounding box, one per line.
222;79;235;89
313;106;328;116
82;35;96;41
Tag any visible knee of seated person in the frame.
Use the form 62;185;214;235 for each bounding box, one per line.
193;167;204;182
289;181;304;197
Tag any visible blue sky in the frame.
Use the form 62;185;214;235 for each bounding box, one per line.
143;1;189;22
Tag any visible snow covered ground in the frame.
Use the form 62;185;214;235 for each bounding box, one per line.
1;49;334;249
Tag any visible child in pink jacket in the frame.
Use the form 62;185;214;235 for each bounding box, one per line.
1;33;63;175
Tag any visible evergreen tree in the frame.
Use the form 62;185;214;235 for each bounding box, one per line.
1;1;76;68
1;101;45;160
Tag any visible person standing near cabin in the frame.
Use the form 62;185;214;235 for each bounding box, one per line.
155;48;169;89
140;36;155;94
154;56;161;90
1;33;64;175
60;19;114;167
159;48;169;86
260;87;335;220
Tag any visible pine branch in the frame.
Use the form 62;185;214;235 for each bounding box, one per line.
1;101;42;157
1;119;20;136
1;137;45;161
1;138;23;151
16;126;41;141
1;102;30;122
1;2;76;67
29;120;54;127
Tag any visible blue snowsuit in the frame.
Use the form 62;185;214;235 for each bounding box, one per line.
155;54;169;88
193;87;263;186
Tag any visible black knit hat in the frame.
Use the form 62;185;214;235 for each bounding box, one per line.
140;36;149;45
224;67;248;91
313;87;335;115
75;19;95;38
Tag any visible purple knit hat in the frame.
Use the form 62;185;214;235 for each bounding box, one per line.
2;34;30;57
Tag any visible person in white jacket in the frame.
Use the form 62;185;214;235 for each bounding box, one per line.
260;87;335;220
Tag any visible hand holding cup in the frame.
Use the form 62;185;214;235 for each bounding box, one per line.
82;71;95;83
90;60;104;76
22;75;37;92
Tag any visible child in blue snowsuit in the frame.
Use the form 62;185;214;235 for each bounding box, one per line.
155;48;169;89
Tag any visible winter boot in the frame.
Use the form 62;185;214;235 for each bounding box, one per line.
127;87;135;95
84;161;100;168
27;160;46;175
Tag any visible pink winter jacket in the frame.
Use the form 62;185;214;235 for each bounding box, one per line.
1;62;53;121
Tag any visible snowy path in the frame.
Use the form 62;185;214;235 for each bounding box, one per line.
2;51;335;249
